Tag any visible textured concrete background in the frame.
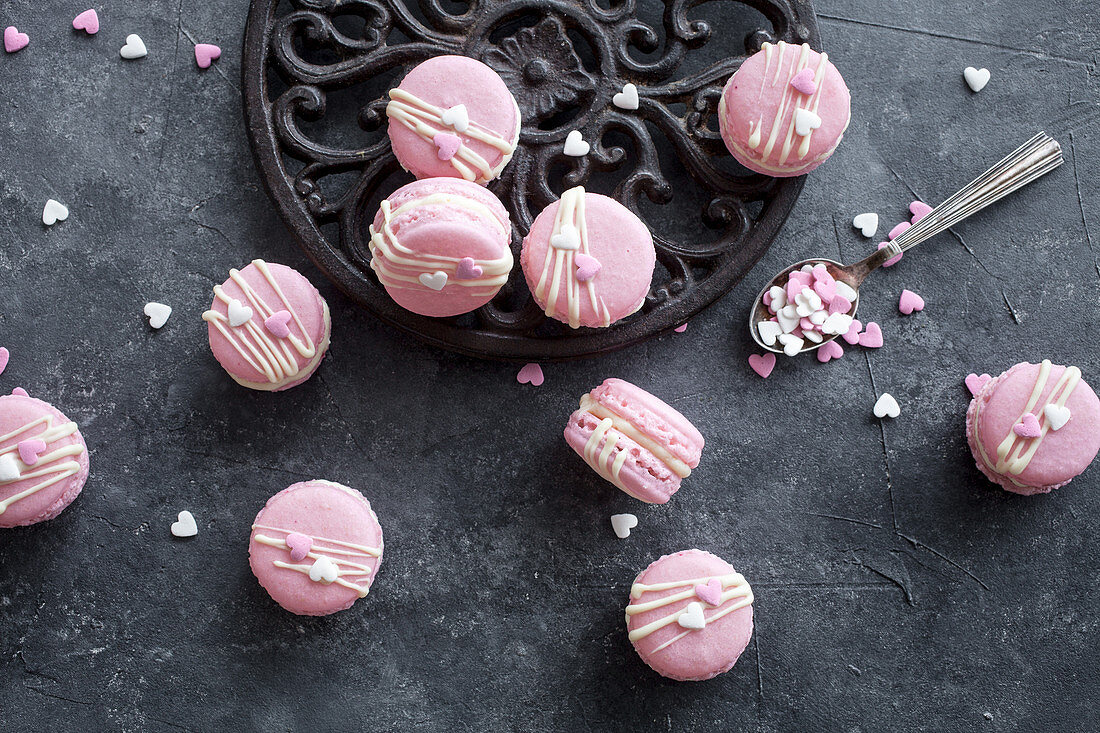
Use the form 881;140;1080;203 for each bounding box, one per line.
2;0;1099;731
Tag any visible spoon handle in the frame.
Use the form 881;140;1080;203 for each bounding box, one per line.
891;132;1063;253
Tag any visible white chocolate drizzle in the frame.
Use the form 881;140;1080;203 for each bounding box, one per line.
626;572;753;652
252;523;381;598
368;193;513;294
386;88;519;184
578;394;692;478
533;187;610;329
202;260;321;386
0;413;84;516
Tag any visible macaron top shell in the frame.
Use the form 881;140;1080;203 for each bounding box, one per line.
0;394;89;528
521;187;655;329
386;55;521;184
626;550;754;681
368;177;513;317
249;480;384;616
203;260;330;391
972;361;1100;491
589;378;704;469
719;41;850;176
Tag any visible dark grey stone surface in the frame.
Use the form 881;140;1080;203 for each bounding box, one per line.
2;0;1099;730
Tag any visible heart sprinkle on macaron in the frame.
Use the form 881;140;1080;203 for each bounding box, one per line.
965;373;992;396
693;578;723;606
264;310;292;339
454;257;483;280
1013;413;1041;438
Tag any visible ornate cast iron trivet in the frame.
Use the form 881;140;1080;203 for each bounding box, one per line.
242;0;820;360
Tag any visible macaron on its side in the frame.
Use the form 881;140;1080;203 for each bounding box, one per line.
967;361;1100;495
564;408;681;504
249;480;384;616
521;188;655;329
0;394;89;528
369;177;513;317
204;260;331;391
626;550;754;682
386;55;521;184
719;40;850;177
564;378;703;503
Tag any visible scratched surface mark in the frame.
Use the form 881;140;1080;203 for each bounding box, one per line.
0;0;1098;730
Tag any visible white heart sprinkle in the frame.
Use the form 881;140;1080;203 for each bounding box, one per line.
1043;403;1071;431
610;513;638;539
549;224;581;251
776;305;800;333
120;33;147;60
440;104;470;133
0;453;22;482
963;66;990;92
563;130;590;157
308;556;340;584
778;333;804;356
803;329;823;343
794;108;822;136
834;281;858;302
873;392;901;419
808;309;827;326
143;302;172;329
227;298;253;327
418;270;448;291
42;199;69;226
767;285;787;310
677;601;706;630
852;213;878;238
794;287;822;317
821;312;854;335
170;510;198;538
612;82;639;110
757;321;782;347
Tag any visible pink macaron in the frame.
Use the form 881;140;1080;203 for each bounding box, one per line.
966;360;1100;495
626;550;755;682
719;41;850;176
0;394;89;528
203;260;331;391
386;55;521;184
369;177;514;317
521;187;655;329
564;378;703;504
249;480;384;616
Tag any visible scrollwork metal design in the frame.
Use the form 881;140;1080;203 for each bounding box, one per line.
243;0;820;360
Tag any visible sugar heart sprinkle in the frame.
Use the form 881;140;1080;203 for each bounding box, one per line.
4;26;29;54
433;131;462;161
909;200;933;223
284;532;313;561
194;43;221;69
748;353;776;378
42;199;69;226
72;9;99;34
120;34;147;60
418;271;448;291
1044;403;1071;431
852;212;878;238
610;513;638;539
964;373;991;396
873;392;901;419
454;257;483;280
1013;413;1041;438
789;68;818;95
693;578;723;606
563;130;590;157
0;347;9;377
964;66;990;93
144;302;172;329
574;253;602;282
516;362;544;386
677;601;706;630
898;289;925;315
612;83;639;110
171;510;198;538
858;322;883;348
264;310;292;339
17;439;47;466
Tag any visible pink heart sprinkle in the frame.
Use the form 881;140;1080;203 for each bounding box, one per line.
785;280;802;302
694;578;723;606
284;532;313;562
17;439;47;466
455;257;483;280
0;347;8;376
789;67;818;95
4;26;29;53
517;362;544;386
1013;413;1041;438
790;326;804;339
812;264;834;285
877;242;903;267
264;310;292;339
748;353;776;379
762;292;772;307
813;278;836;302
898;289;925;315
72;9;100;34
910;200;933;223
965;373;992;396
433;131;462;161
194;43;222;69
575;253;602;282
816;339;844;363
842;319;863;345
858;321;883;348
888;221;911;240
11;387;28;397
789;271;812;288
828;295;853;315
674;323;688;333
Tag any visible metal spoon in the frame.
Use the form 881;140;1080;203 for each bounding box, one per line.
749;132;1064;355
